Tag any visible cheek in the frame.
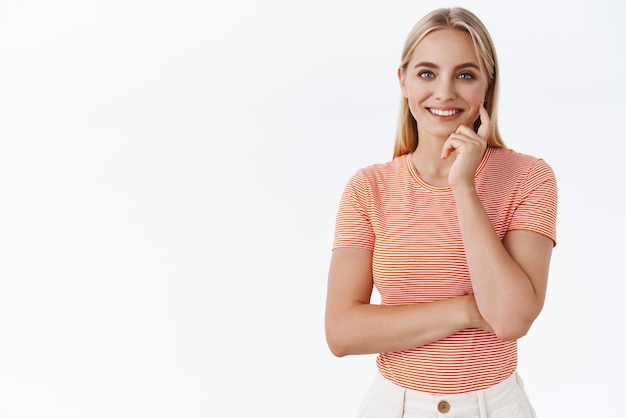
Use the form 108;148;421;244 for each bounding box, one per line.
461;86;487;122
406;84;421;97
406;86;430;107
464;88;488;119
467;87;487;106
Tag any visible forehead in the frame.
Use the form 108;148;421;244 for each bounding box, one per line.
410;29;479;66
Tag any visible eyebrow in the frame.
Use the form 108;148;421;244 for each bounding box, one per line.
413;61;481;71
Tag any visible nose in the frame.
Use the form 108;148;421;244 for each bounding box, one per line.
434;78;456;101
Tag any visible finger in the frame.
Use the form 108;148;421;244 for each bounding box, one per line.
476;105;491;140
455;124;475;136
440;138;456;159
440;135;464;159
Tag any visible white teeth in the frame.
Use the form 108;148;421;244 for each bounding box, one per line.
429;108;459;116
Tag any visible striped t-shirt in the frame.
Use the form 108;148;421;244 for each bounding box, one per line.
333;147;557;394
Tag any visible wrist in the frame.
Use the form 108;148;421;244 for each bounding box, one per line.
451;182;477;198
462;295;483;328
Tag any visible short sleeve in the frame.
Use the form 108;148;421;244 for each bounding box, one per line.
509;159;558;246
332;170;375;250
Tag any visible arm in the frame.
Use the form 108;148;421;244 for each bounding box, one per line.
324;247;491;357
453;188;553;341
443;106;554;341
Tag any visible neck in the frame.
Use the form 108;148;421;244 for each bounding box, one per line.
411;135;455;187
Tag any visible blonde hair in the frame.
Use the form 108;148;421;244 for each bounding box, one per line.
393;7;505;159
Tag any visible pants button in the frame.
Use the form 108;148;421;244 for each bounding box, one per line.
437;400;450;413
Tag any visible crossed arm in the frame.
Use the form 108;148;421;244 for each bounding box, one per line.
324;209;553;358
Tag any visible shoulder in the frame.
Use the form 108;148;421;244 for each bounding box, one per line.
482;148;557;207
341;156;406;200
353;155;406;184
486;147;555;179
488;147;539;165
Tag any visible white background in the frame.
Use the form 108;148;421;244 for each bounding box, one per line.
0;0;624;416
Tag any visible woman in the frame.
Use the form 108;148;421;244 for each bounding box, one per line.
325;7;557;418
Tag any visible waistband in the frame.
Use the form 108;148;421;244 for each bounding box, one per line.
372;370;526;417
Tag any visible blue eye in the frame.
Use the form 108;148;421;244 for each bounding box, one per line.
458;72;474;80
418;70;434;79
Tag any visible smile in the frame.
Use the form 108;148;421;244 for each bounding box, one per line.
428;108;462;117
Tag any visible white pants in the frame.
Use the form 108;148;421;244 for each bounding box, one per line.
357;371;536;418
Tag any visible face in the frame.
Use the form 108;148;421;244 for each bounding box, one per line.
399;29;489;140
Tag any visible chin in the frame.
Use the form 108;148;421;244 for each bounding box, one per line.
429;127;457;139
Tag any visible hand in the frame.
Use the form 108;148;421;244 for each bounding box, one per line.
441;105;491;189
463;294;494;334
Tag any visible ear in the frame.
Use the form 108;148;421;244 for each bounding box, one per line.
397;67;408;98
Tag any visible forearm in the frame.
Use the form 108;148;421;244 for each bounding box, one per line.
453;186;542;340
325;295;482;357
